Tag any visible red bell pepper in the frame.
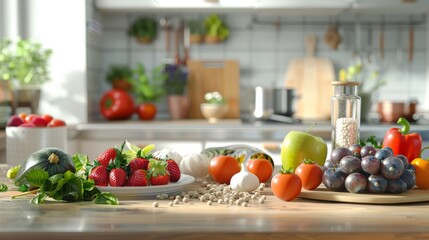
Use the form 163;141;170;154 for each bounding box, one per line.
382;117;422;163
99;89;135;120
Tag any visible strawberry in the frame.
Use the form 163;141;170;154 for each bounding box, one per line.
95;148;117;166
129;157;150;174
109;168;127;187
126;169;148;186
150;174;170;186
89;165;109;186
166;159;181;182
148;159;170;185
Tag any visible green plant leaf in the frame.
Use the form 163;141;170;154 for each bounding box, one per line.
18;184;29;192
72;153;89;172
31;192;48;204
24;169;49;187
94;192;119;205
0;183;8;192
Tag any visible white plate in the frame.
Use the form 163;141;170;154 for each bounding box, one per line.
97;174;195;198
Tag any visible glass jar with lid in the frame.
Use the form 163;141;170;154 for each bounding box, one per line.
331;81;361;150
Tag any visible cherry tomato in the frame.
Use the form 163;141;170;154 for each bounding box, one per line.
30;116;48;127
24;114;39;123
137;103;157;120
208;156;241;184
41;114;54;123
271;169;302;201
47;119;66;127
18;113;28;122
295;160;323;190
245;159;273;183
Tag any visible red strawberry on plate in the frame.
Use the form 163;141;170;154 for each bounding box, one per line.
166;159;181;182
148;159;170;186
96;148;117;167
129;157;150;174
109;167;127;187
89;165;109;186
150;174;170;186
126;169;148;186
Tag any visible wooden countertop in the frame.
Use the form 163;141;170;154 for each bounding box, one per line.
1;166;429;240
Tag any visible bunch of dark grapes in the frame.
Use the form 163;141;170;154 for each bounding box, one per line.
322;144;416;194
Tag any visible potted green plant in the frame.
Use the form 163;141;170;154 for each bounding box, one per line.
128;18;157;44
131;63;165;120
200;91;228;123
106;65;133;91
204;14;229;44
339;59;386;122
163;64;189;119
0;38;52;113
188;20;206;44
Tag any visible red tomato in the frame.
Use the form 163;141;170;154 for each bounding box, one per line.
25;114;39;123
41;114;54;123
99;89;135;120
295;160;323;190
245;159;273;183
271;170;302;201
30;116;48;127
208;156;241;184
47;119;66;127
137;103;157;120
18;113;28;122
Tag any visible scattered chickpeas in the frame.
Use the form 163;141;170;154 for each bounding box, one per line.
173;199;180;205
169;202;174;207
241;202;248;207
152;202;159;208
207;201;213;206
258;198;265;204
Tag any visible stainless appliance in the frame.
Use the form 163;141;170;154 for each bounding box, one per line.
252;86;300;124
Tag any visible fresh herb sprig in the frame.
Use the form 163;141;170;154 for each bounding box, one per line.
11;169;118;205
359;136;383;149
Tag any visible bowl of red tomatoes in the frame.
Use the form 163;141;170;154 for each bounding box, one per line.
6;113;67;167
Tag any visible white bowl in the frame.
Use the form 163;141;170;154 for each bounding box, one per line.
200;103;228;123
6;126;68;167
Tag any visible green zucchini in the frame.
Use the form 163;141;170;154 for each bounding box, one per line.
14;147;76;186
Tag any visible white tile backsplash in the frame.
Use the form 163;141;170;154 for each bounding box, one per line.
86;12;429;120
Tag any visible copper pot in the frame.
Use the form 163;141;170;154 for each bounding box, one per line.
377;100;417;123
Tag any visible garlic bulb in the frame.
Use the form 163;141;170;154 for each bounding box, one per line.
152;148;182;163
179;153;210;179
230;167;260;192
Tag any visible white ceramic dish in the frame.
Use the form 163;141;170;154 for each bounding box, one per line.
97;174;195;198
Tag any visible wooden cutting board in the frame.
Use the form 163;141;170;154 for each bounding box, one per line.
187;60;240;119
299;187;429;204
284;35;335;120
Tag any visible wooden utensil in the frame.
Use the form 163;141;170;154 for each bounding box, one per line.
187;60;240;119
284;35;335;120
299;187;429;204
409;24;414;63
379;22;385;60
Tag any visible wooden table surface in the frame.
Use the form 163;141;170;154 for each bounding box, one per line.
1;167;429;240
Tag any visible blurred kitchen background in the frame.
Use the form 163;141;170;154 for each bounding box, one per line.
1;0;429;125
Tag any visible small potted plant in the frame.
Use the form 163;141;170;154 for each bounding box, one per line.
163;64;189;119
131;63;165;120
200;91;228;123
204;14;229;44
106;65;133;91
0;38;52;113
128;18;157;44
188;20;206;44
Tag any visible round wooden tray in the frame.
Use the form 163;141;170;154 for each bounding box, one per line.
298;187;429;204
